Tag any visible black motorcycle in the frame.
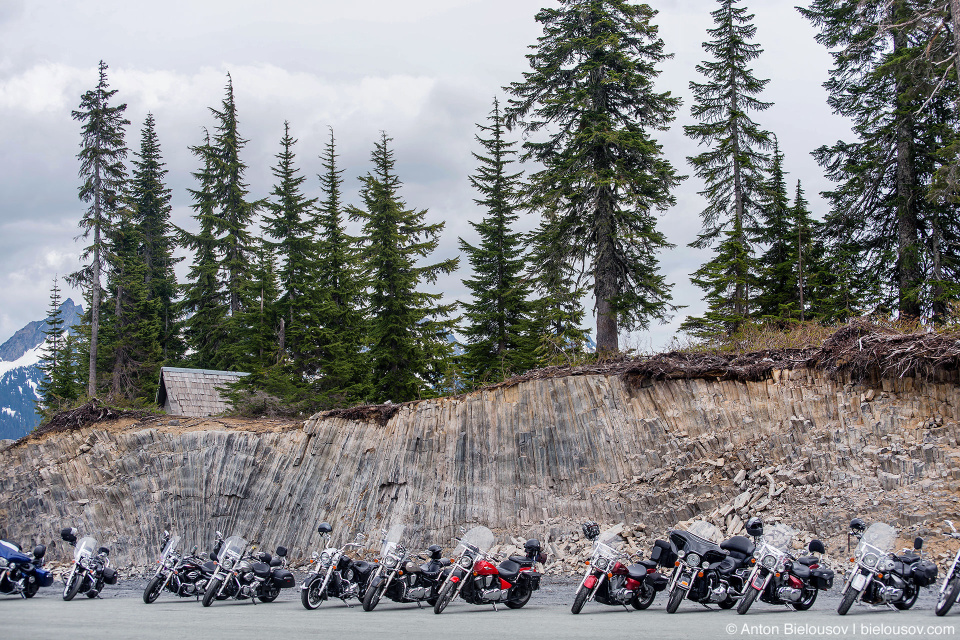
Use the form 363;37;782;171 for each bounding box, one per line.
60;527;117;600
143;530;219;603
663;520;751;613
0;539;53;598
837;518;937;615
201;535;295;606
362;525;451;611
736;518;833;614
301;524;374;609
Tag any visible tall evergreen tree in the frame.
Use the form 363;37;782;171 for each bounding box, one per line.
70;60;129;397
129;113;182;362
37;278;82;417
180;131;228;369
504;0;681;353
681;0;772;337
459;99;535;385
801;0;960;320
754;139;796;320
348;132;459;403
789;180;832;322
262;121;319;376
313;129;369;405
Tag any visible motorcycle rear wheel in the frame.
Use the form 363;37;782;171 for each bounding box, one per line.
837;586;859;615
362;582;384;611
258;584;280;603
433;580;454;614
937;575;960;616
631;585;656;610
202;577;222;607
505;586;531;609
894;585;919;610
23;581;39;598
737;587;759;615
143;575;164;604
666;586;685;613
301;576;326;610
792;587;818;611
571;584;589;614
63;571;82;601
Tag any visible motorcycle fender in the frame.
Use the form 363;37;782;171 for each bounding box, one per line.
751;569;769;591
584;574;598;590
678;570;693;590
851;572;869;592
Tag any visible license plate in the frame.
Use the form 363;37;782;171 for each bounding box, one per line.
851;573;867;590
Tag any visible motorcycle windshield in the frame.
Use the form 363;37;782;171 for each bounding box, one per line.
763;524;796;554
379;523;406;559
75;537;98;561
160;535;180;565
593;527;623;561
220;536;248;566
857;523;896;558
671;521;722;555
455;526;495;557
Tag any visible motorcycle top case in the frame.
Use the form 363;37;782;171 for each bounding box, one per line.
911;560;938;587
272;569;296;588
101;568;118;585
810;567;834;590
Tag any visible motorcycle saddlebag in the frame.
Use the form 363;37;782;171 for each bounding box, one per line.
272;569;296;589
650;540;677;568
646;571;669;592
810;567;834;590
911;560;938;587
101;568;118;585
518;570;542;591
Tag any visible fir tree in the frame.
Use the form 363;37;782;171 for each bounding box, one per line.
459;99;535;385
789;180;830;322
682;0;772;336
504;0;680;353
180;131;228;369
754;139;796;320
313;129;369;405
36;278;82;417
348;132;459;403
262;121;319;377
129;113;182;362
70;61;129;397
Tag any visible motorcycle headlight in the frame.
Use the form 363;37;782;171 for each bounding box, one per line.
701;561;710;569
0;558;7;568
685;553;701;568
677;550;686;559
320;552;331;566
594;557;609;571
761;554;778;569
222;557;234;570
384;556;398;569
861;553;879;568
459;556;473;569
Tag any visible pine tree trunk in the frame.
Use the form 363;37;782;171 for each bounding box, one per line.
952;0;960;82
89;169;101;399
595;188;619;354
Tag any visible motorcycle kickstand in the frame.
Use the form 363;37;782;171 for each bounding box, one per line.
416;601;423;609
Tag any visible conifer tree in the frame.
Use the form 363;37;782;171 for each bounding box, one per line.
129;113;182;362
37;278;82;416
181;132;228;369
755;140;796;320
682;0;772;336
459;99;535;385
313;129;369;405
348;132;459;403
262;122;318;376
504;0;680;353
70;60;129;397
789;180;829;322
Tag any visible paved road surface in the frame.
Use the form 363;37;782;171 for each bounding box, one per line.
2;580;958;640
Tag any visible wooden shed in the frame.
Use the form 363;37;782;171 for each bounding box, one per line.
156;367;249;417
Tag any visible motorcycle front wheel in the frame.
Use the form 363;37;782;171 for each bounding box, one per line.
837;586;859;615
433;580;455;614
301;575;326;610
666;586;686;613
631;585;656;610
792;587;818;611
937;575;960;616
362;582;385;611
63;570;82;601
202;577;222;607
737;587;759;615
143;574;164;604
571;584;589;614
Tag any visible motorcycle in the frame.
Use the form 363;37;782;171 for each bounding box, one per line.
663;520;751;613
0;539;53;598
570;521;664;614
362;524;450;611
837;518;936;615
201;535;295;606
142;530;218;603
301;523;374;609
736;518;833;614
936;520;960;616
433;525;543;614
60;527;117;600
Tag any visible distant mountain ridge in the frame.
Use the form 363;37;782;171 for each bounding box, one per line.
0;299;82;441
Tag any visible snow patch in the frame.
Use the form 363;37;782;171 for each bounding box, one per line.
1;407;16;418
0;340;47;379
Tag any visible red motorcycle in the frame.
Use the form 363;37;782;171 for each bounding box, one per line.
433;526;544;613
571;522;667;614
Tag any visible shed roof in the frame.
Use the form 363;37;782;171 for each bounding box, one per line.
156;367;249;417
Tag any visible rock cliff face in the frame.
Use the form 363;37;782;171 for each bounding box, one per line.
1;368;958;570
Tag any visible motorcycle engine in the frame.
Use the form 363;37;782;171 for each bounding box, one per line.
877;585;904;603
613;588;635;603
481;588;506;602
776;587;802;602
709;584;729;603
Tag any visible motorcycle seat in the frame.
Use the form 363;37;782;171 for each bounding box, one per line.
720;536;755;558
895;554;920;564
796;556;818;566
792;563;811;580
353;561;373;574
627;564;649;580
498;559;520;582
637;559;658;571
509;556;535;566
718;558;738;575
251;561;271;578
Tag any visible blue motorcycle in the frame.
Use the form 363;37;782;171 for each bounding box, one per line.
0;539;53;598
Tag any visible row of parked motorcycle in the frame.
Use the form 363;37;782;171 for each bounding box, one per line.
3;516;960;617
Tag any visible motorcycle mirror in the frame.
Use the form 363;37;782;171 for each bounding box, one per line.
809;540;825;555
914;537;924;551
163;530;169;537
276;546;288;557
216;531;224;539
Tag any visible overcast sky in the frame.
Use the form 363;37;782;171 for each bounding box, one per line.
0;0;851;351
